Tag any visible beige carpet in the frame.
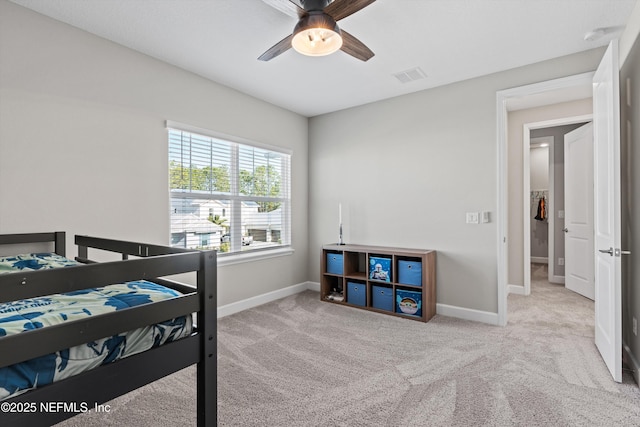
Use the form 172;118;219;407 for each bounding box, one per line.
58;264;640;426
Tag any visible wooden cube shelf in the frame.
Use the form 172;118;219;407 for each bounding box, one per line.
321;244;436;322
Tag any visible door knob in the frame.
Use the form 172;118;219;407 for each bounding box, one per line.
562;228;569;233
615;248;631;256
599;247;614;256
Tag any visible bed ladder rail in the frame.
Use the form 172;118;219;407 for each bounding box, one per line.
75;235;194;261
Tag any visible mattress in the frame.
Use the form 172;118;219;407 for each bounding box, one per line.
0;253;193;400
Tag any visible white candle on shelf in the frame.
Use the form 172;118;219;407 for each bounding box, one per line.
338;203;344;245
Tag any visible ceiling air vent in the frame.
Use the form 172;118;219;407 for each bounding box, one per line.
393;67;427;84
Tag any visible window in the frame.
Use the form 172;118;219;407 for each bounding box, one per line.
168;123;291;256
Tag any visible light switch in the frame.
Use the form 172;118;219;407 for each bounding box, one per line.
466;212;479;224
558;210;565;219
481;211;491;223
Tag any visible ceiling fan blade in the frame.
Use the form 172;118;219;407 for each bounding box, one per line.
258;34;294;61
261;0;305;18
324;0;376;21
339;30;374;61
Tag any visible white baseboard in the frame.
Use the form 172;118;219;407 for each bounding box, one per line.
436;303;499;325
218;281;499;326
217;281;317;318
306;281;320;292
531;257;548;264
623;342;640;387
507;284;526;295
550;275;565;284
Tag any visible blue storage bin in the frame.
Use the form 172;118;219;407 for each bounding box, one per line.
369;256;391;282
326;253;343;275
398;260;422;286
371;285;393;311
347;282;366;307
396;289;422;317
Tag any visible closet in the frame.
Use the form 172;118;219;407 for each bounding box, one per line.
530;144;549;264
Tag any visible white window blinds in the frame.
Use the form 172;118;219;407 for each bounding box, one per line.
168;125;291;255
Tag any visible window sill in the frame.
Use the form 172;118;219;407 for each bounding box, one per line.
217;247;294;267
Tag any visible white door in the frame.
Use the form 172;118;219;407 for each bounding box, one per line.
564;123;594;300
593;40;622;383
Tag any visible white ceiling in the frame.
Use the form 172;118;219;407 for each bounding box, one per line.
8;0;637;117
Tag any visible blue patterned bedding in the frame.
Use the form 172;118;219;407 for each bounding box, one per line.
0;253;193;400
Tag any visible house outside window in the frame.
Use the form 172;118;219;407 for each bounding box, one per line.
168;124;291;256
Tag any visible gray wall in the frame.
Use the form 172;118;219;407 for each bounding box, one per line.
1;0;636;334
620;28;640;381
0;1;309;307
309;51;605;315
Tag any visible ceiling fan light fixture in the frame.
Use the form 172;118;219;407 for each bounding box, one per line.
291;12;342;57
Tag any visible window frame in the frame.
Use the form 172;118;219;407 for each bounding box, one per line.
166;121;293;264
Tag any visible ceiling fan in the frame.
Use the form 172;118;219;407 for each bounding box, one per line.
259;0;376;62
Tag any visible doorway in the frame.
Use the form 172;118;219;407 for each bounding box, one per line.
498;41;624;383
529;137;550;264
496;71;594;326
523;121;592;295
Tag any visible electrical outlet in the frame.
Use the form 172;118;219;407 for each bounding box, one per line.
558;258;564;266
633;317;637;337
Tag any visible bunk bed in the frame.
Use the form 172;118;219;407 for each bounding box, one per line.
0;232;216;426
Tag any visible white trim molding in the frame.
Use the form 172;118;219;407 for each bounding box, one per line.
218;281;499;326
218;247;294;267
217;281;317;318
436;303;499;326
306;281;321;292
507;284;526;296
623;343;640;387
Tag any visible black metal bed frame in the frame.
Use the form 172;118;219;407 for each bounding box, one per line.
0;232;216;426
